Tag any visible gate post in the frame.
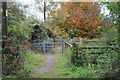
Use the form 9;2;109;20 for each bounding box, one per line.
2;2;8;49
43;40;45;54
61;39;65;53
52;40;54;50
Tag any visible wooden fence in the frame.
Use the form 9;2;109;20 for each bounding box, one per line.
65;40;119;68
65;40;119;54
33;39;119;54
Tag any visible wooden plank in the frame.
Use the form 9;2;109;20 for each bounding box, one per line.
33;43;44;45
46;45;52;47
69;40;106;43
33;40;43;42
79;46;102;49
65;41;73;47
78;46;120;51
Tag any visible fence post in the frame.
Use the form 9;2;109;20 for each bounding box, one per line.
43;40;45;54
61;39;65;53
2;2;8;49
52;40;54;50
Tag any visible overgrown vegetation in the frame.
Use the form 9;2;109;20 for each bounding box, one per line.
69;2;120;78
1;1;120;79
23;49;45;78
3;49;45;78
35;48;101;78
2;3;46;78
41;2;119;78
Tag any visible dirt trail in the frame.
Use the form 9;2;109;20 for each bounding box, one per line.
32;53;55;76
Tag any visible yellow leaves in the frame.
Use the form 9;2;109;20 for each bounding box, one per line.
95;21;98;24
49;25;69;38
87;32;91;35
58;20;64;23
48;2;103;38
69;26;74;30
80;3;83;6
78;30;83;33
67;15;69;17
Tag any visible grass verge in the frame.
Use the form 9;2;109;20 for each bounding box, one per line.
24;49;45;77
3;49;45;78
33;47;72;78
33;47;102;78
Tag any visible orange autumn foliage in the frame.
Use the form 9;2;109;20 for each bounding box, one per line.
49;2;104;39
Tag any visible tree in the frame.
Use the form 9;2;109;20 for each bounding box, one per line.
48;2;105;39
88;2;120;78
33;0;59;21
102;2;120;47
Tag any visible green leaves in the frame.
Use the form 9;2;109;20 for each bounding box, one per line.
8;19;33;41
97;26;104;30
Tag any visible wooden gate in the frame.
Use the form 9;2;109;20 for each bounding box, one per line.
33;39;65;53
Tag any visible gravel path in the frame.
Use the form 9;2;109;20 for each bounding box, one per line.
32;53;55;76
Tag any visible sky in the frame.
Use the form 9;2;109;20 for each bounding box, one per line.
17;0;110;21
16;0;44;21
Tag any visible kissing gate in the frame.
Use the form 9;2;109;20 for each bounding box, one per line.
33;39;65;53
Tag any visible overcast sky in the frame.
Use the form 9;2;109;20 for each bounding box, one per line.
17;0;110;21
17;0;44;21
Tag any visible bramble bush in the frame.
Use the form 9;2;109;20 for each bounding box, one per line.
2;4;44;78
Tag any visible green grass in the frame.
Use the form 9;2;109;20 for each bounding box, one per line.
33;47;101;78
17;49;45;78
33;48;72;78
3;49;45;78
32;47;103;78
24;49;45;73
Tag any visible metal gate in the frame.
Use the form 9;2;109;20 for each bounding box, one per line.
33;39;65;53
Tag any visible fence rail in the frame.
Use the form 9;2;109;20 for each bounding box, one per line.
65;40;119;54
69;40;106;44
33;39;119;54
